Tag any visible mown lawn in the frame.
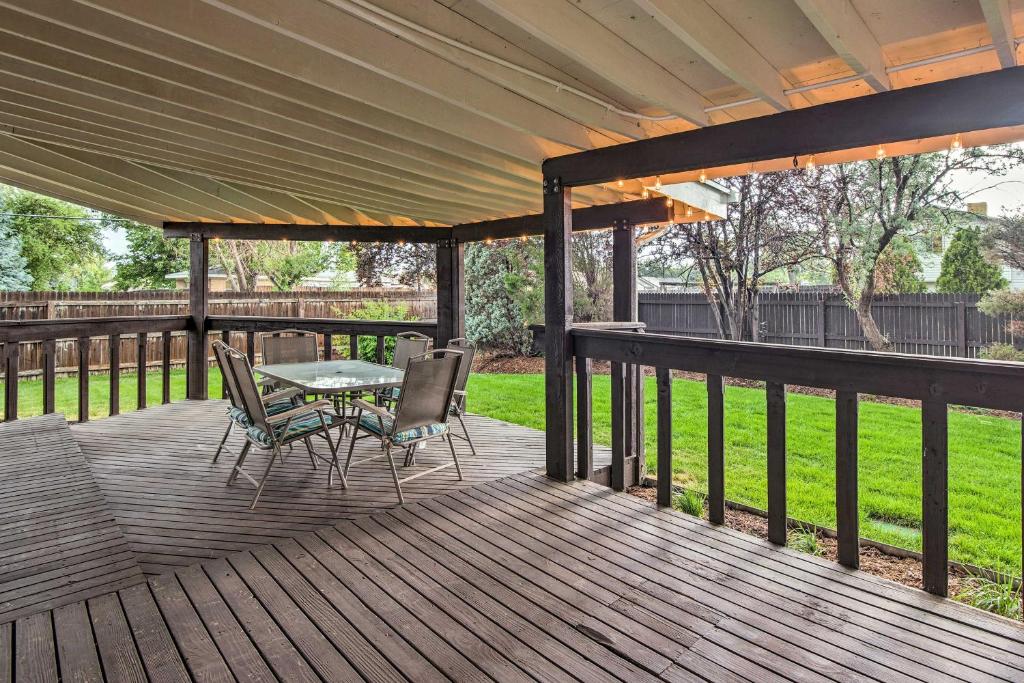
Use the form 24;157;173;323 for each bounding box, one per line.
466;373;1023;573
2;368;1019;571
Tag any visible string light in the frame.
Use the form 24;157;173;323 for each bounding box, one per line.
616;179;624;188
875;145;886;160
703;212;710;221
805;155;816;172
641;188;650;199
698;169;707;183
654;176;662;190
950;133;963;150
665;197;673;207
350;240;357;246
685;206;693;217
397;239;405;245
484;237;493;245
519;235;528;242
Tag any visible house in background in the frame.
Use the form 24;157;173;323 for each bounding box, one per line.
918;203;1024;290
165;267;357;291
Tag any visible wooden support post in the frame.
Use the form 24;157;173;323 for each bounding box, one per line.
42;339;55;415
349;335;359;361
575;355;593;480
922;399;949;596
246;331;256;367
707;374;725;524
323;333;333;361
162;332;172;405
612;220;641;479
375;336;385;364
766;381;787;545
656;367;672;507
955;301;968;357
78;337;90;423
187;233;209;400
108;334;120;417
836;390;859;568
543;175;574;482
220;331;230;399
4;342;18;422
611;361;626;491
137;333;148;410
435;238;465;349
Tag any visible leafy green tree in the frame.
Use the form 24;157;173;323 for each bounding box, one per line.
0;186;106;290
982;211;1024;271
112;221;188;290
465;241;537;354
351;242;435;290
873;237;925;294
937;227;1006;294
255;241;332;291
0;223;31;290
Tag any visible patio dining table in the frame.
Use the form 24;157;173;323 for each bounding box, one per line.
254;359;404;398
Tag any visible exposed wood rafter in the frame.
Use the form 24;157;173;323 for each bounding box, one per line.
979;0;1018;68
793;0;891;92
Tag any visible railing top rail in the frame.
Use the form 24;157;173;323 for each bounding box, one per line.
0;316;190;343
572;328;1024;411
207;316;438;336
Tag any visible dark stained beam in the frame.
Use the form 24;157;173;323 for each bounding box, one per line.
163;223;452;243
452;198;672;242
435;239;465;349
186;234;208;400
543;177;574;482
544;66;1024;187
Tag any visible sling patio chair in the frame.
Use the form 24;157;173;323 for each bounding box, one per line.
259;329;319;394
211;340;303;463
344;348;464;504
378;330;431;405
219;343;346;508
446;337;478;457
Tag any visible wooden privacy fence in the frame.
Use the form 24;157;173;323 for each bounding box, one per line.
571;327;1024;598
0;289;435;377
639;291;1017;357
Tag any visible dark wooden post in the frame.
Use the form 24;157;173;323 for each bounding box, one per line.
77;337;90;423
612;220;642;482
108;334;120;417
836;390;859;568
137;333;148;410
187;233;209;400
610;361;626;491
766;381;787;545
42;339;55;415
955;301;968;357
922;399;949;596
575;355;592;480
543;175;574;482
707;374;725;525
816;299;827;347
4;342;18;422
656;368;672;507
161;331;172;405
435;238;465;349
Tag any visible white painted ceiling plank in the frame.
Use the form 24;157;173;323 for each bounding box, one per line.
979;0;1018;67
793;0;891;92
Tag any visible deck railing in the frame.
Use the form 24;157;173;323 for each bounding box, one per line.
571;327;1024;597
0;315;437;422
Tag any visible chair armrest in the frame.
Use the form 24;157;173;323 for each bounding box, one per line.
351;398;390;418
261;387;301;403
453;390;466;398
266;399;333;424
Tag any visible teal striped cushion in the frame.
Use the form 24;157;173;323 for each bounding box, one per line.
227;399;295;427
245;411;341;446
358;411;447;444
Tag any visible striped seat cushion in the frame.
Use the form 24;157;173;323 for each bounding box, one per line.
245;411;342;447
227;398;295;428
358;411;448;444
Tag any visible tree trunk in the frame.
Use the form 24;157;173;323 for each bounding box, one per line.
856;293;890;350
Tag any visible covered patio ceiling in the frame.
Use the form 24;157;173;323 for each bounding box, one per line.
0;0;1021;228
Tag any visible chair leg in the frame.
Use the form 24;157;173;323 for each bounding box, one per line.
446;433;464;481
227;442;251;484
457;413;478;457
343;426;359;478
384;445;405;504
302;437;318;469
249;446;279;509
214;421;233;462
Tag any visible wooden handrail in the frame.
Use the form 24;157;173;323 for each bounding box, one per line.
570;327;1024;598
0;315;189;343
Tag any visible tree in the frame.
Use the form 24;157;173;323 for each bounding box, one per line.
0;223;31;290
112;221;188;290
352;243;435;290
464;241;536;354
936;227;1006;294
873;236;925;294
982;211;1024;271
805;146;1024;349
0;186;106;290
645;171;821;340
253;241;332;291
571;231;613;322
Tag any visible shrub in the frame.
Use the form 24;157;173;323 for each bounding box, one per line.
980;343;1024;362
465;242;536;354
955;571;1022;620
673;489;706;518
936;227;1006;294
787;524;823;556
335;300;418;364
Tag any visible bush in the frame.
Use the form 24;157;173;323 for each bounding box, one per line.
955;571;1022;620
465;242;536;354
979;343;1024;362
787;524;823;556
936;227;1006;294
672;489;706;518
335;300;418;364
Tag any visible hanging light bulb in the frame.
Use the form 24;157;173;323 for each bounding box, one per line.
665;197;673;207
641;187;650;199
616;179;624;188
805;155;816;172
875;145;886;160
654;176;662;190
484;237;493;245
950;133;963;150
520;235;528;242
703;212;710;221
685;206;693;217
698;169;707;183
350;240;357;246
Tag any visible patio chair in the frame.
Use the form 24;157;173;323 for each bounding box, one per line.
379;331;431;404
211;340;302;463
344;349;464;504
446;337;478;457
220;344;346;508
260;329;319;365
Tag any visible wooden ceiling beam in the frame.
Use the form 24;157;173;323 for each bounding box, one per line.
979;0;1018;68
794;0;890;92
544;66;1024;187
164;223;452;243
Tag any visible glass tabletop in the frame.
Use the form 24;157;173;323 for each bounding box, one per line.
255;360;404;393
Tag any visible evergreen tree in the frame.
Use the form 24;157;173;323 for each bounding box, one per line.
464;241;537;354
937;227;1006;294
0;223;31;290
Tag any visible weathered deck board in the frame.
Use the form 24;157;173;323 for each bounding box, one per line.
0;415;144;622
2;471;1021;682
71;399;590;574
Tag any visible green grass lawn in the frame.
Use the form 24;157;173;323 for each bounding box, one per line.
2;368;1019;572
466;373;1023;573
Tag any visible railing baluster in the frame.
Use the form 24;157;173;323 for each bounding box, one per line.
77;337;90;423
610;361;626;491
246;331;256;367
42;339;55;415
350;335;359;361
109;334;120;416
162;332;172;405
575;355;592;480
707;374;725;524
922;399;949;596
656;367;672;507
766;381;787;545
4;342;18;422
836;390;859;568
220;331;231;399
137;333;148;410
323;333;333;361
375;336;385;364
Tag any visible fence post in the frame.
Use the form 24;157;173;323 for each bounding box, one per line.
817;299;827;347
955;301;968;357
